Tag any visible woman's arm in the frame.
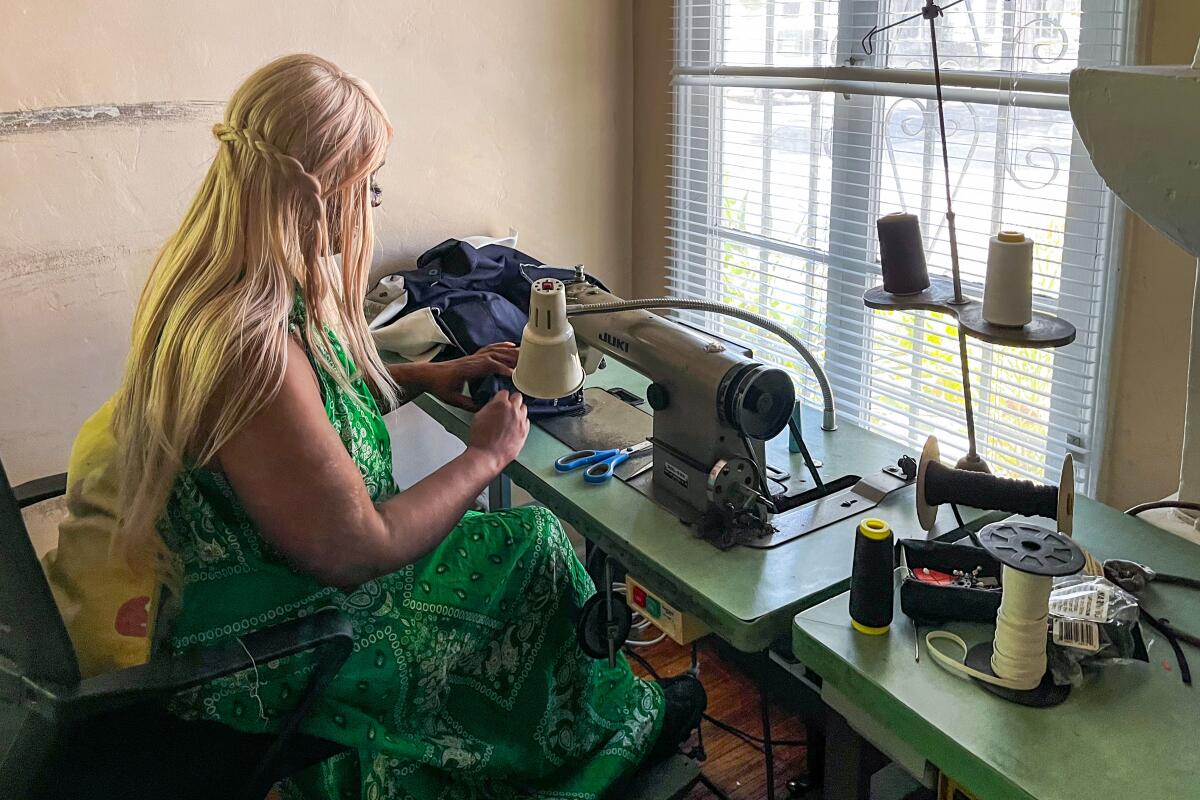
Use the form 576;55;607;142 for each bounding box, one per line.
388;343;518;410
215;338;529;589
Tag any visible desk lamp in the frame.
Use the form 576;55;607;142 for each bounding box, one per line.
511;278;586;399
1071;37;1200;533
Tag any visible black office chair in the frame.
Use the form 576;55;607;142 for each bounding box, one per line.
0;458;353;800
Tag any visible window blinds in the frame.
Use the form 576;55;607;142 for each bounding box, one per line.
667;0;1130;487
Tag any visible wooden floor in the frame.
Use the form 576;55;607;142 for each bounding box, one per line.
629;636;810;800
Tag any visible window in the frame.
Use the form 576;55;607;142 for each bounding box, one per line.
669;0;1130;487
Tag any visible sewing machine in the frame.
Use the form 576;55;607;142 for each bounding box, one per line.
516;270;915;548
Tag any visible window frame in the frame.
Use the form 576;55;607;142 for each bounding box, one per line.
668;0;1134;489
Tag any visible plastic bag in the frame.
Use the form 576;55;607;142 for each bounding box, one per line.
1046;575;1148;686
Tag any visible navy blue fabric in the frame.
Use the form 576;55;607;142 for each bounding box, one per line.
436;294;530;359
402;239;600;357
469;376;584;418
393;239;605;412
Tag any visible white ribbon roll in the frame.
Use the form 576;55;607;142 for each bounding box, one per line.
926;565;1052;691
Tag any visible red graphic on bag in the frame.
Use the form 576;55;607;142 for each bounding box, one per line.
114;596;150;638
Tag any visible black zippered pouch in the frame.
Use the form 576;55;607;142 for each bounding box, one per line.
899;539;1003;623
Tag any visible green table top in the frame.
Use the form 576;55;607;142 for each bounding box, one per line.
409;359;982;652
792;497;1200;800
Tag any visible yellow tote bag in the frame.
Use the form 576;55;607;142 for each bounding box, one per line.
40;400;160;678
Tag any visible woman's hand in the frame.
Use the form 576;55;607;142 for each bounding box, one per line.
467;390;529;471
392;343;519;410
221;342;531;588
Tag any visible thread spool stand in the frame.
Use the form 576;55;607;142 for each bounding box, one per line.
864;279;1077;349
865;257;1078;476
963;522;1086;707
859;1;1078;472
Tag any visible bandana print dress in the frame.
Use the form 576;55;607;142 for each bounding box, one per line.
163;297;663;799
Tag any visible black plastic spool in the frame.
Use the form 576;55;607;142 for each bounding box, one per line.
964;522;1086;707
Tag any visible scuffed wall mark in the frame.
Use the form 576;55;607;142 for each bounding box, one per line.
0;101;224;137
3;104;120;128
0;243;155;296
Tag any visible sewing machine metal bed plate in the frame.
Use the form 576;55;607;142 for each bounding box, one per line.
535;385;912;548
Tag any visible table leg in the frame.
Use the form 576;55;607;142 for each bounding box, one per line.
805;718;826;794
759;653;776;800
488;474;511;510
822;710;884;800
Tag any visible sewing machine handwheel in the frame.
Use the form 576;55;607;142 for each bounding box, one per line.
721;364;795;440
974;522;1085;577
576;593;633;660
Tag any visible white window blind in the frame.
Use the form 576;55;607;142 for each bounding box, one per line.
668;0;1130;487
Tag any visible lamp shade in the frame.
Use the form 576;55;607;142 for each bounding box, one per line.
512;279;586;399
1071;50;1200;519
1070;63;1200;258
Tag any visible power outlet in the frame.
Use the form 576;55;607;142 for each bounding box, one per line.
625;575;709;645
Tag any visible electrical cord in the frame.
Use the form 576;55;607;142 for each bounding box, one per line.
703;714;804;750
593;571;811;751
1125;500;1200;518
626;648;660;679
1141;609;1193;685
630;633;668;647
610;583;667;647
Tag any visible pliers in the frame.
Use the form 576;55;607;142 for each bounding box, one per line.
1104;558;1200;684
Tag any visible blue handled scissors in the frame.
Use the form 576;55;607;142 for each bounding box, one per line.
554;441;653;484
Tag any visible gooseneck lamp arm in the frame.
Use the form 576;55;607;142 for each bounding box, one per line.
565;298;837;431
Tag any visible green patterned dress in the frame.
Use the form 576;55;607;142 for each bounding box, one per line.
162;298;663;799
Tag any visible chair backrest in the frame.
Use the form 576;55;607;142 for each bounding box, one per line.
0;457;80;687
0;458;79;796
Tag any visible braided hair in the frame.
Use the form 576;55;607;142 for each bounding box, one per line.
211;123;326;217
113;54;395;582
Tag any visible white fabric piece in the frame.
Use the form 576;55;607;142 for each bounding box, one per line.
369;306;449;362
461;228;519;250
366;273;407;311
384;402;465;491
365;230;518;361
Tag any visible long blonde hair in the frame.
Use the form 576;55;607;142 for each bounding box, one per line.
112;54;396;578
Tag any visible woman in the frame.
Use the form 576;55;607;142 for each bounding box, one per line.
104;54;702;798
